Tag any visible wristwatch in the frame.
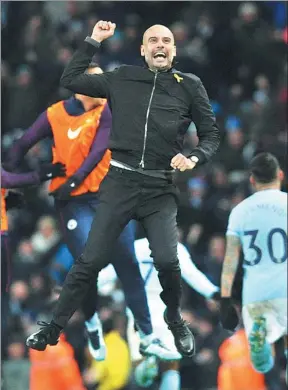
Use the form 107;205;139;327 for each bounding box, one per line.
190;156;199;164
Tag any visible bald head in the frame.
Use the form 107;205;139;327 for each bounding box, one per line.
143;24;175;45
141;24;176;71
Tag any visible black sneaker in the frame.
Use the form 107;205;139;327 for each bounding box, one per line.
26;321;61;351
164;309;195;358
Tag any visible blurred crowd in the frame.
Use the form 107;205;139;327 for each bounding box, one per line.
1;1;287;389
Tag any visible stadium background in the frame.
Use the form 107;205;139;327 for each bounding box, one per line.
1;1;287;389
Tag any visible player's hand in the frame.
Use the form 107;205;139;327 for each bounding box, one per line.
170;153;196;172
219;298;239;331
50;176;82;200
38;163;66;182
91;20;116;43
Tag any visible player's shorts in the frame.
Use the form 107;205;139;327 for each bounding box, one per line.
242;298;287;344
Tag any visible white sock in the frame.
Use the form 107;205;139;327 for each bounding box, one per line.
159;370;181;390
85;312;101;332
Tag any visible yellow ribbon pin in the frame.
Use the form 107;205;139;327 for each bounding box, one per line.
174;74;183;83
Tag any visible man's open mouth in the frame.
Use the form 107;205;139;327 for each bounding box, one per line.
153;52;167;59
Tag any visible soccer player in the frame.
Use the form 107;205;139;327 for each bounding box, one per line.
1;164;65;340
97;237;220;389
220;152;287;380
26;20;220;358
5;64;178;361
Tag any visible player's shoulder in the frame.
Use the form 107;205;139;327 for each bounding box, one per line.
277;190;288;201
47;100;65;118
47;100;64;112
230;195;252;216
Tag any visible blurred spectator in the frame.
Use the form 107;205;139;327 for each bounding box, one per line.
2;339;30;390
218;328;266;390
203;235;226;287
30;215;60;255
29;333;86;390
83;307;131;390
6;65;38;131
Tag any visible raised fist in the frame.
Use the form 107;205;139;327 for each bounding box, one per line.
91;20;116;43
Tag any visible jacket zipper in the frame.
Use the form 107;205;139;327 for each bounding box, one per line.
139;71;158;168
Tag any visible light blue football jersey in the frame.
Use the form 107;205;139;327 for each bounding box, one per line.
226;189;287;305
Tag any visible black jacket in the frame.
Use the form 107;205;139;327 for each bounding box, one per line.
60;38;221;170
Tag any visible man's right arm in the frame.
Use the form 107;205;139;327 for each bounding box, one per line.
60;39;115;98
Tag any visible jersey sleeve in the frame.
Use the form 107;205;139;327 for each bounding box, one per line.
177;243;219;297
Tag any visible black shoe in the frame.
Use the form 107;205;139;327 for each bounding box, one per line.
164;309;195;358
26;321;61;351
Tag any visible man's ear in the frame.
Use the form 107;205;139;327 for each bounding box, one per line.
278;169;284;182
140;45;145;57
173;45;176;57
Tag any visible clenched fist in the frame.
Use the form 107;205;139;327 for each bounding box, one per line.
91;20;116;43
171;153;196;172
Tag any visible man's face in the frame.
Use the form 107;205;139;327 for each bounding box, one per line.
141;25;176;71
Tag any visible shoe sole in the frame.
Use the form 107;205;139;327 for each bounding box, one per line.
163;309;196;358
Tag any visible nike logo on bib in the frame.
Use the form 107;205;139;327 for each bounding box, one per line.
67;126;82;139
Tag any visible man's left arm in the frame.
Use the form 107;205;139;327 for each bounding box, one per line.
170;78;220;171
189;79;221;164
52;104;111;198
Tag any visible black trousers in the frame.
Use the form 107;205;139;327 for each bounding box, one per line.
53;166;182;328
55;196;152;335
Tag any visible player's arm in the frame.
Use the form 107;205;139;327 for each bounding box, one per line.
51;104;112;199
221;235;241;298
177;243;219;298
219;207;242;331
70;104;111;182
4;111;53;170
1;164;65;189
1;167;40;188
